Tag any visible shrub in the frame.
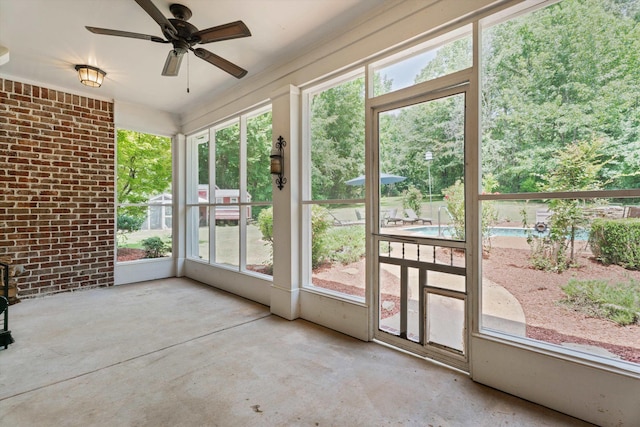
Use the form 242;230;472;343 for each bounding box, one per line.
522;205;570;273
141;237;170;258
257;207;274;243
402;185;423;217
310;205;332;268
117;205;147;232
562;278;640;326
256;205;332;269
116;208;146;246
324;225;365;264
443;177;498;252
443;180;465;240
519;176;539;193
590;218;640;270
117;212;145;232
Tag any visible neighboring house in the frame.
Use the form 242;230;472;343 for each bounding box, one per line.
141;186;251;230
141;193;173;231
198;185;251;225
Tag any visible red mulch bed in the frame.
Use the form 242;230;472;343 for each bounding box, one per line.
483;246;640;363
313;245;639;363
117;248;147;262
312;260;401;319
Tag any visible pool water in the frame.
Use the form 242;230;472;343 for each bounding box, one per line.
410;226;589;240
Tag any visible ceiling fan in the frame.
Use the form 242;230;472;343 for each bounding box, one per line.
86;0;251;78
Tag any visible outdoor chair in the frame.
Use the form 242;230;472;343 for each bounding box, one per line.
535;209;552;224
403;208;432;224
327;210;364;226
385;208;404;225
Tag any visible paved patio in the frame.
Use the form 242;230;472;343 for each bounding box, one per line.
0;278;590;426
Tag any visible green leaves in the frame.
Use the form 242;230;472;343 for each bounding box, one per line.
402;186;423;217
310;77;365;200
482;0;640;192
141;237;171;258
540;139;608;192
562;277;640;325
590;218;640;269
215;123;240;190
117;130;172;203
246;111;273;203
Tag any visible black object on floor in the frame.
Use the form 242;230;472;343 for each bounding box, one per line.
0;262;14;349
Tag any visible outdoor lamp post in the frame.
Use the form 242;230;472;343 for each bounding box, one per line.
425;151;433;219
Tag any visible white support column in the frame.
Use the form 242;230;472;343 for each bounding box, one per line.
270;84;301;320
174;133;186;277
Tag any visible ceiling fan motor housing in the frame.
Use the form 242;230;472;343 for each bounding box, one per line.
167;19;200;46
169;4;192;21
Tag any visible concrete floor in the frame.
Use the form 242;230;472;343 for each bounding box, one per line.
0;278;592;426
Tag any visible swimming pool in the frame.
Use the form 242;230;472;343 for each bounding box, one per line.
410;226;589;240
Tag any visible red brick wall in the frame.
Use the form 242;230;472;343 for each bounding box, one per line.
0;78;115;298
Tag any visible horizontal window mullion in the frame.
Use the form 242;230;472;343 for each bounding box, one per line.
479;189;640;201
117;203;171;207
302;198;365;205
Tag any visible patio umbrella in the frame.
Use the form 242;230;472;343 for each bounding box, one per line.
345;173;406;186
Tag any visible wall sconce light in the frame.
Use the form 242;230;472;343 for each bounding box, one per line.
75;64;106;88
270;135;287;190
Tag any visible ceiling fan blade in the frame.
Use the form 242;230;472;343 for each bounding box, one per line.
193;21;252;44
85;26;167;43
162;50;185;76
134;0;178;39
193;48;248;79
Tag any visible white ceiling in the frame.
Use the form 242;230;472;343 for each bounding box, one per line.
0;0;387;115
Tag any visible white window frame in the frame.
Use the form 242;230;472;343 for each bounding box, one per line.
185;105;273;278
301;68;367;301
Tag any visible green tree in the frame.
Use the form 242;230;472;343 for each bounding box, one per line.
198;139;209;186
443;176;499;251
196;113;272;219
310;77;366;200
414;36;472;83
246;111;273;203
481;0;640;192
215;123;240;189
116;129;171;239
117;130;172;203
530;139;608;271
402;185;423;217
377;36;470;199
379;93;465;198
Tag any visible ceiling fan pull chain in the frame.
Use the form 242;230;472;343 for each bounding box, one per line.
187;53;190;93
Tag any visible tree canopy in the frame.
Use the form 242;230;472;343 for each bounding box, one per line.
481;0;640;193
197;111;273;204
117;129;172;204
310;77;366;200
120;1;639;205
308;0;639;200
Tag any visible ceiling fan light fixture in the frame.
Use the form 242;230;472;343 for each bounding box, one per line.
162;49;184;76
75;64;106;88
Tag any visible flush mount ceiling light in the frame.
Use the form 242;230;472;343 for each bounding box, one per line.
75;64;106;88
